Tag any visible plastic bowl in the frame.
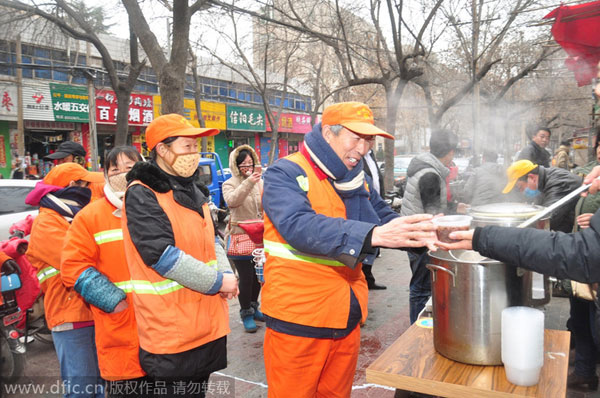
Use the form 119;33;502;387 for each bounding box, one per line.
433;215;472;243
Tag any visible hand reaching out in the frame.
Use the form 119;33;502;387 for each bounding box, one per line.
372;214;438;250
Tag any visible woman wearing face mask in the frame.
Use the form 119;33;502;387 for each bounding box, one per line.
223;145;264;333
26;163;105;398
121;114;238;397
60;146;147;397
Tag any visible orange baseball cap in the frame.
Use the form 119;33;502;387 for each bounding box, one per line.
145;114;219;150
322;102;394;140
502;159;538;194
43;163;104;188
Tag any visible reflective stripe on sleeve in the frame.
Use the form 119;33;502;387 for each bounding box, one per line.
127;279;185;295
94;229;124;245
113;280;134;293
37;266;60;283
263;240;345;267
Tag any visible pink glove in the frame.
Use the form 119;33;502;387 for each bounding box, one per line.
9;215;35;237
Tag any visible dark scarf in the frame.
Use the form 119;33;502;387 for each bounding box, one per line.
304;123;380;224
39;186;91;220
126;160;208;217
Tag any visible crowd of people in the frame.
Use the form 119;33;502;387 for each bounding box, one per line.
1;101;599;397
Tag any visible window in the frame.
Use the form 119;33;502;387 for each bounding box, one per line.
33;47;50;59
34;59;51;79
195;165;213;187
53;62;68;81
0;187;38;215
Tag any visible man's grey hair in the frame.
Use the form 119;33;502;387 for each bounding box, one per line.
329;124;344;135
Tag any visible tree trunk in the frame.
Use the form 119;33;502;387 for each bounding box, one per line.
114;88;132;146
268;128;279;166
159;64;185;114
383;81;407;191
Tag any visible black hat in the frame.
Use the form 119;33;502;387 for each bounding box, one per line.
44;141;86;160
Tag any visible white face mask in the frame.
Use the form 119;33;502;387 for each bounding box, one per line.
169;151;200;178
107;172;128;196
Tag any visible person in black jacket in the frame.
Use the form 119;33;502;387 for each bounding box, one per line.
438;165;600;391
517;127;552;167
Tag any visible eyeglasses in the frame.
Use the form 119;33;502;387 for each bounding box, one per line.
239;164;254;169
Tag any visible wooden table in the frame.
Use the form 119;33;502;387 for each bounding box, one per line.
366;322;570;398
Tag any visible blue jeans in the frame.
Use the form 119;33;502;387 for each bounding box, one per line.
407;250;431;324
52;326;104;398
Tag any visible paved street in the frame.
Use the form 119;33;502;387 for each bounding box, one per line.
7;248;600;397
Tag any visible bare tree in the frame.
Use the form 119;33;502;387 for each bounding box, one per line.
212;0;445;188
122;0;213;114
414;0;558;153
0;0;145;146
196;2;304;165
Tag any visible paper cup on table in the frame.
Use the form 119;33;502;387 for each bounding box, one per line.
501;306;544;386
432;215;472;243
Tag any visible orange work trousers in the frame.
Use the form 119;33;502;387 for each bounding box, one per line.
264;325;361;398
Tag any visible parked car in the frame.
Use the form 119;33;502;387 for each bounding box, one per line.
0;179;38;240
392;155;415;184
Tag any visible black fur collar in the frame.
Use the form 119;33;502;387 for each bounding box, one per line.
126;161;171;193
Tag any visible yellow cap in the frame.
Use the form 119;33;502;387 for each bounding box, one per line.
502;160;538;194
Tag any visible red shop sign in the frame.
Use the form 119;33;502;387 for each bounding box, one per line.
266;112;312;134
96;90;154;125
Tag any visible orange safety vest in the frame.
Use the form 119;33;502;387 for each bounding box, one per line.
27;208;92;329
61;198;145;381
122;181;229;355
261;152;369;329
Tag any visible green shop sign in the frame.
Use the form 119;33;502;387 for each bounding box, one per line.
50;83;89;122
227;105;265;132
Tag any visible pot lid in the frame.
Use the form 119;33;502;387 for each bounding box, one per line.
470;202;545;219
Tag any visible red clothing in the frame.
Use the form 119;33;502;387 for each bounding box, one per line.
1;237;41;329
61;197;144;381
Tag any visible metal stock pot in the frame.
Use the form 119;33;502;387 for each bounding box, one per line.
427;203;551;365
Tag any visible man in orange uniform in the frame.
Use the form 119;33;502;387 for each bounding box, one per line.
122;114;238;397
61;146;147;397
261;102;438;398
26;163;104;398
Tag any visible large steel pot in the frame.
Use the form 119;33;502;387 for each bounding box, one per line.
470;202;551;307
428;202;550;365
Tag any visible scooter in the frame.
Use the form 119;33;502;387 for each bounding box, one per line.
384;190;402;213
0;271;26;382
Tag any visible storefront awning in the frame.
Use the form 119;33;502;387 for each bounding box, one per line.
544;0;600;86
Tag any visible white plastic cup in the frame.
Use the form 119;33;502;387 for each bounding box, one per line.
501;306;544;386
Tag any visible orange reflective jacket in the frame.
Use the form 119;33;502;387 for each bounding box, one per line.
262;152;368;329
61;197;145;381
27;208;92;329
89;182;105;202
122;182;229;355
